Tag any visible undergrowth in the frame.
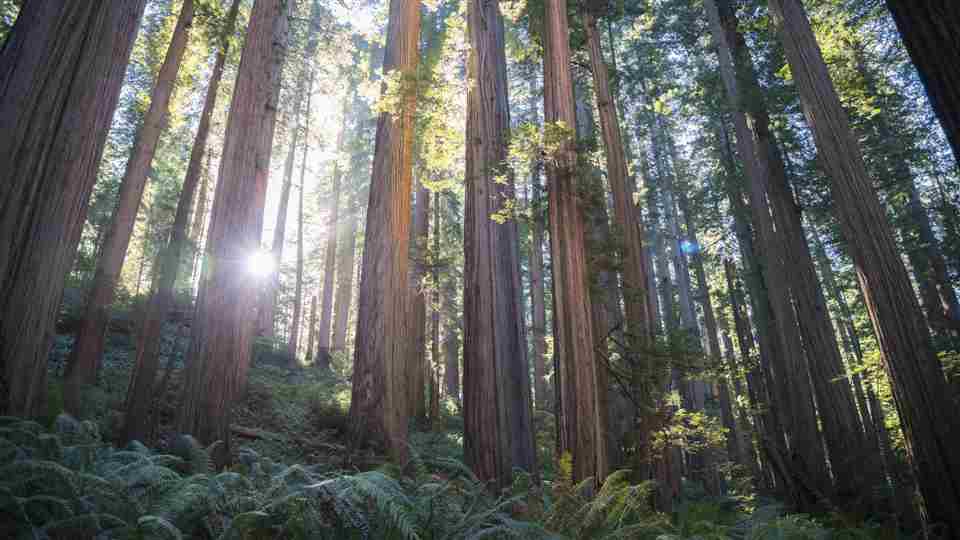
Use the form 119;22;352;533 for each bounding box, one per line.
1;415;906;539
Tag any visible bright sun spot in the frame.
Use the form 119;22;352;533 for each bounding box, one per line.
247;250;275;278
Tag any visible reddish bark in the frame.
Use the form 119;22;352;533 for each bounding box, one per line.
175;0;288;466
122;0;242;445
0;1;146;416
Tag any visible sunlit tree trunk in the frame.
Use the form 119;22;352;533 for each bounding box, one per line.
259;0;324;339
0;1;146;416
122;0;242;444
316;104;349;369
463;0;535;488
769;0;960;530
347;0;421;462
288;89;312;364
543;0;601;484
527;76;550;413
175;0;288;466
429;189;441;426
64;0;195;413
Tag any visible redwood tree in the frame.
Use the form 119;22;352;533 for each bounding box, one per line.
462;0;535;488
347;0;421;461
885;1;960;165
176;0;289;465
0;1;146;416
769;0;960;531
123;0;242;445
64;0;196;413
543;0;602;484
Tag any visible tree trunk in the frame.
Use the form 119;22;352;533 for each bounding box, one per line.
316;104;349;369
408;181;429;421
347;0;420;462
122;0;242;445
0;1;146;416
332;206;357;353
64;0;194;413
175;0;288;466
462;0;535;488
527;77;550;413
768;0;960;531
885;1;960;166
543;0;601;485
288;85;313;364
583;10;653;344
189;153;213;284
429;189;441;427
305;295;317;364
704;0;831;507
258;0;325;339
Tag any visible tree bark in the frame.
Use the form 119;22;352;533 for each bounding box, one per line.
332;205;357;353
0;1;146;416
347;0;420;462
258;0;325;339
64;0;195;413
543;0;602;485
429;189;441;426
885;1;960;166
527;77;550;413
768;0;960;531
408;180;429;420
175;0;288;466
122;0;242;445
305;295;317;364
288;84;313;364
462;0;535;488
316;102;349;369
583;10;653;344
704;0;831;506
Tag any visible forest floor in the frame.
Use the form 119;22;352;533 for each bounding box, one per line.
3;296;915;538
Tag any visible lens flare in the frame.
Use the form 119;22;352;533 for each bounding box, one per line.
247;250;275;277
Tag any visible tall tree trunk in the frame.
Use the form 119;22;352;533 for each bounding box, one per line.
288;86;313;364
527;76;550;413
583;9;653;344
0;1;146;416
65;0;195;413
175;0;288;466
409;181;429;421
122;0;242;445
347;0;420;462
332;206;357;353
305;295;317;364
463;0;535;488
189;153;213;284
885;1;960;166
259;0;324;339
429;189;441;426
543;0;601;484
316;104;349;369
768;0;960;531
705;0;832;507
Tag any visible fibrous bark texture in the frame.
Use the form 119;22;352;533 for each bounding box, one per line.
123;0;242;445
543;0;602;484
175;0;288;466
65;0;196;413
0;1;146;416
347;0;421;462
768;0;960;531
462;0;535;489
